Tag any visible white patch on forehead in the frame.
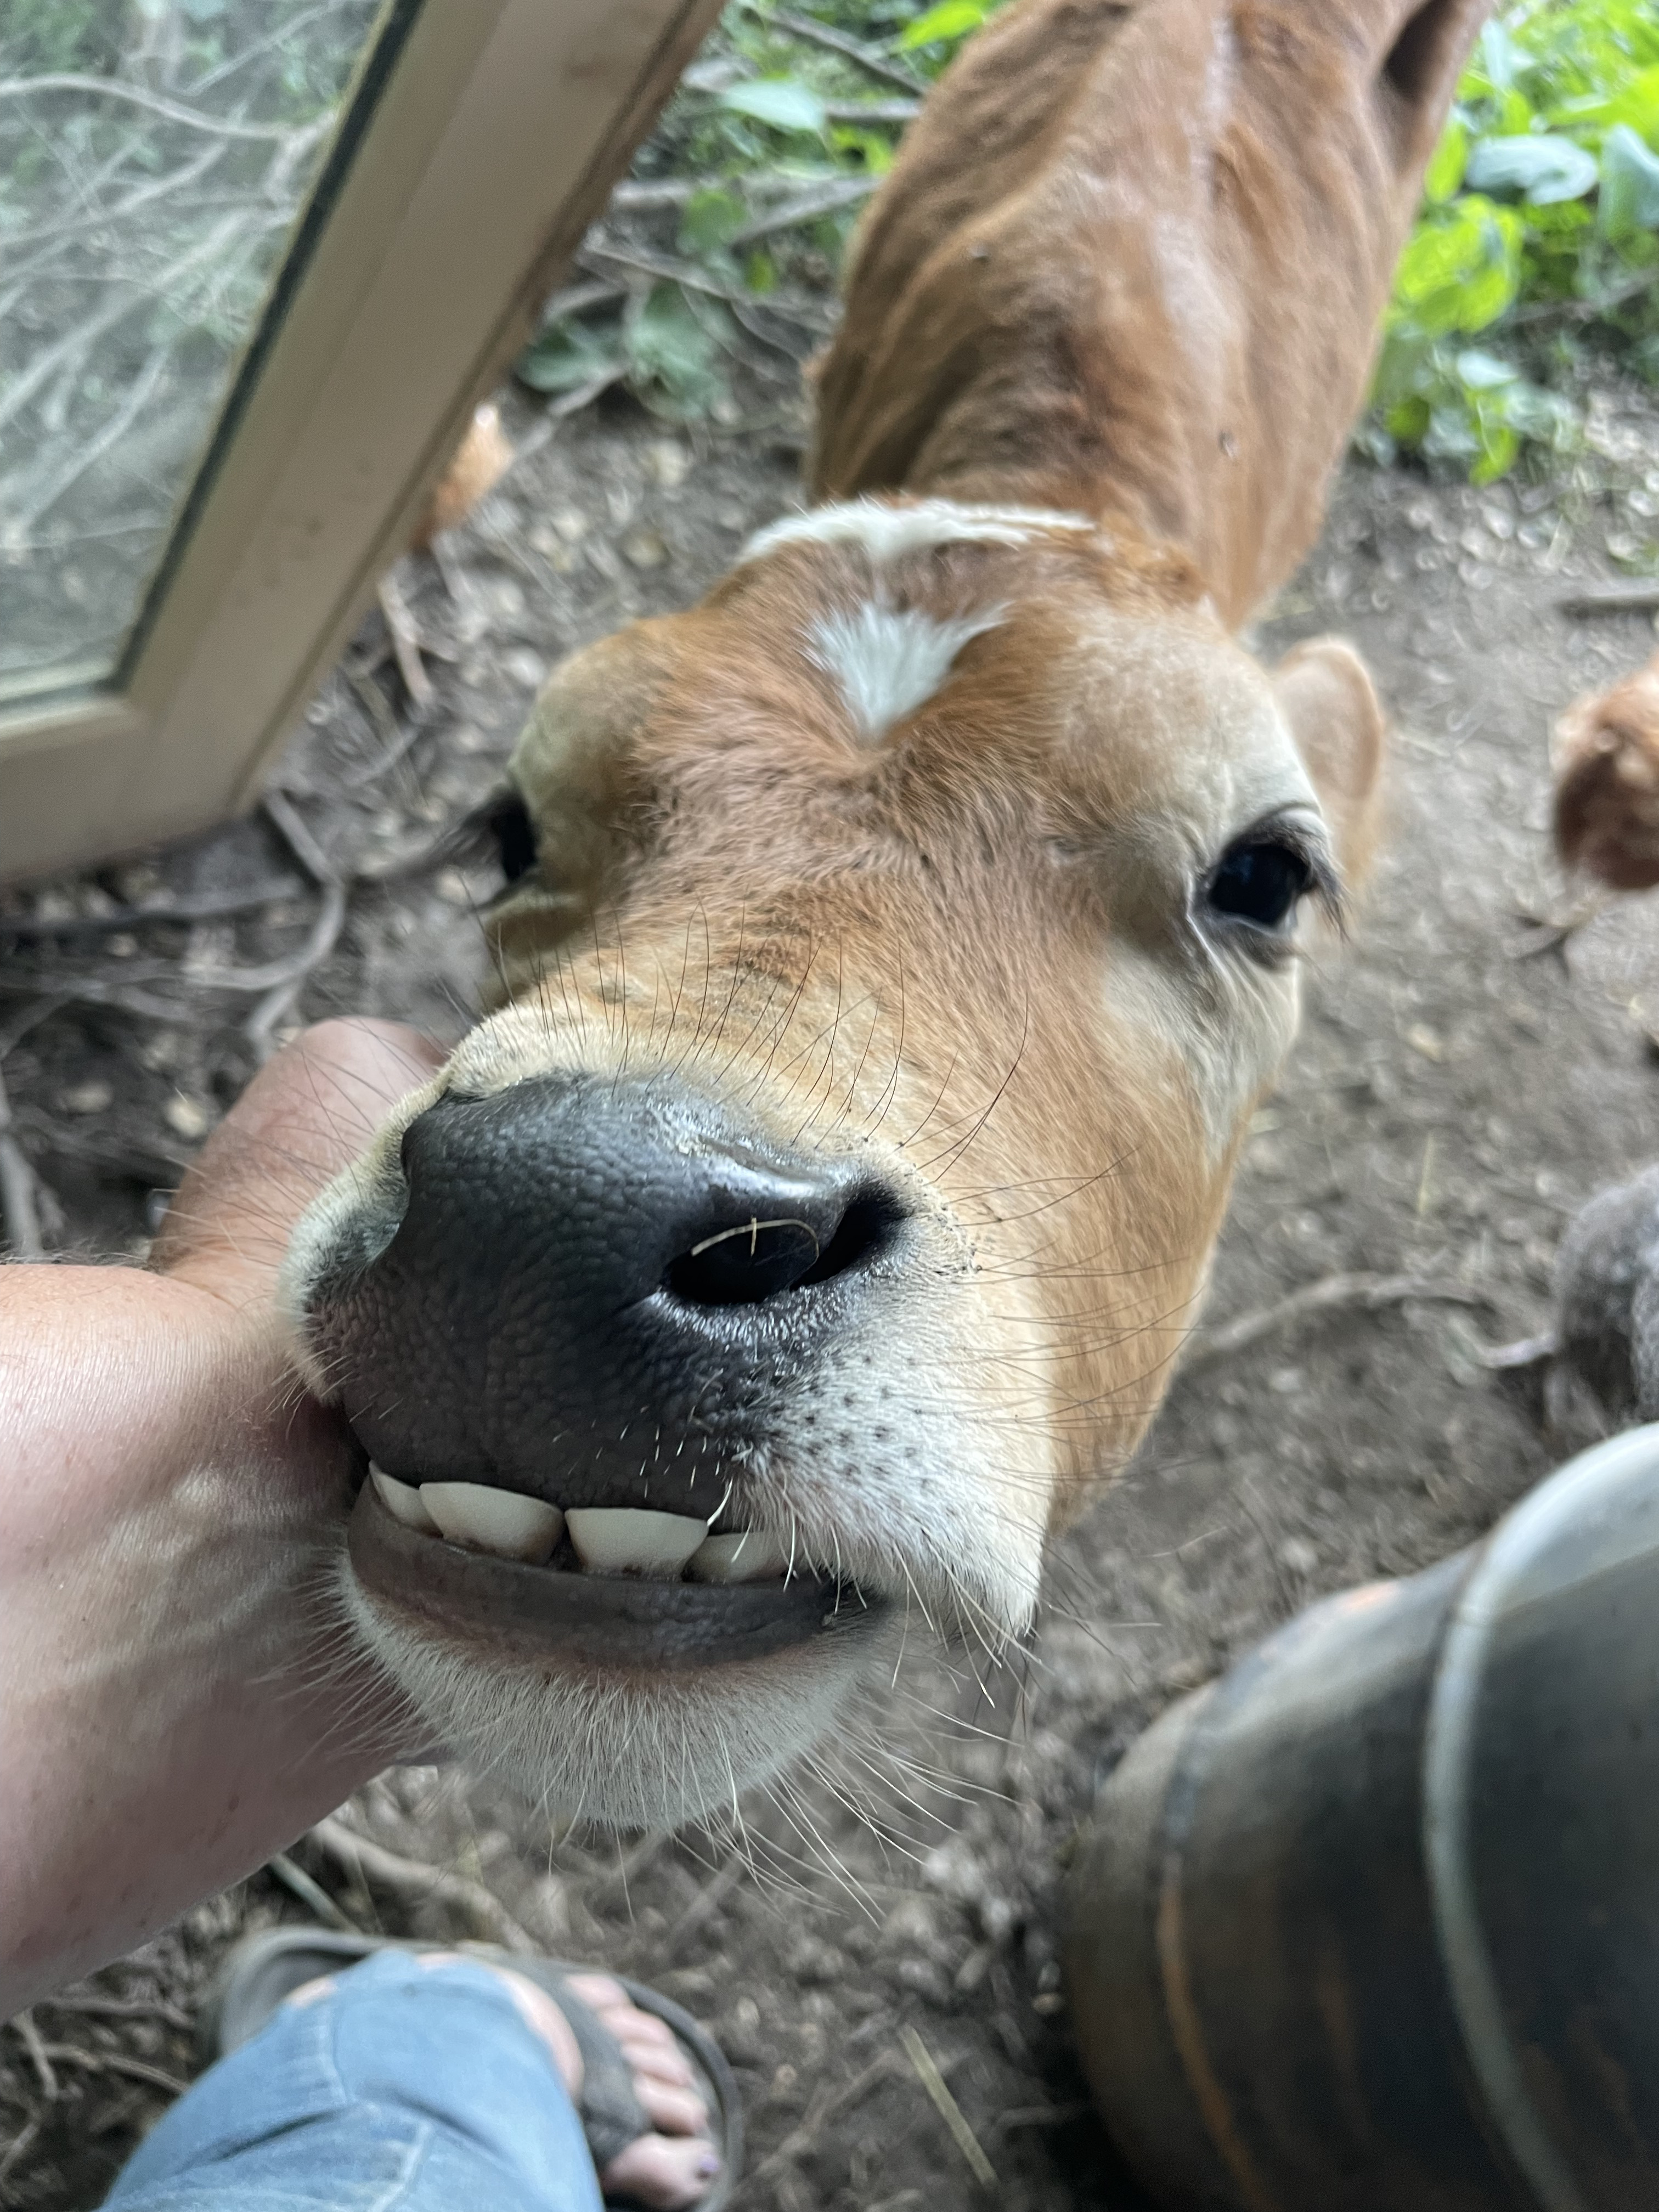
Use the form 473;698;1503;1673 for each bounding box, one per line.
742;495;1096;567
808;602;1002;740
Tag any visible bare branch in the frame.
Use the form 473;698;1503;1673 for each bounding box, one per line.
0;73;337;145
763;8;924;94
307;1815;540;1954
1182;1271;1493;1372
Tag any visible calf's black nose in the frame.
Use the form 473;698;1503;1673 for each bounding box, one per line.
304;1074;904;1505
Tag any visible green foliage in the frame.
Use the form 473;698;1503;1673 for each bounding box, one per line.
1371;0;1659;481
718;76;828;133
896;2;991;54
515;0;985;423
521;0;1655;479
0;0;122;78
519;287;734;421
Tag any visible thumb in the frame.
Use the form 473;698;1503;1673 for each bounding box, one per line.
152;1020;444;1305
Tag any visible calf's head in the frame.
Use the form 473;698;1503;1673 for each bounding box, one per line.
281;509;1381;1824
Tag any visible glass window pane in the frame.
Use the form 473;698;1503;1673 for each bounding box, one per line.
0;0;386;704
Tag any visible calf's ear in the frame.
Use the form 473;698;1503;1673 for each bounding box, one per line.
1272;636;1386;887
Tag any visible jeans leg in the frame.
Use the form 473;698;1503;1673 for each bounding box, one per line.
104;1953;605;2212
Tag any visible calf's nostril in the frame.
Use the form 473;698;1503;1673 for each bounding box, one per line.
665;1194;895;1307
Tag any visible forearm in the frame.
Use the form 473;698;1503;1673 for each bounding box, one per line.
0;1267;404;2013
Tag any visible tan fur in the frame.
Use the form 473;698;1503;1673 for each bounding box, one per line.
285;0;1486;1823
1554;651;1659;893
812;0;1489;627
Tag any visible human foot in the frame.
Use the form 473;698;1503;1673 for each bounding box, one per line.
416;1954;722;2208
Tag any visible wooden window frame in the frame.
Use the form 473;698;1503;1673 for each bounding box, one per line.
0;0;723;884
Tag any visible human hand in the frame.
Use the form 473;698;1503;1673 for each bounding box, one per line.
0;1020;444;2015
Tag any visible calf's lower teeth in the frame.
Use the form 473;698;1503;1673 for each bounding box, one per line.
371;1464;439;1536
689;1530;788;1584
419;1481;564;1564
566;1507;707;1579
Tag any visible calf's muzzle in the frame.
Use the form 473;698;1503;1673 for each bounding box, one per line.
300;1074;909;1516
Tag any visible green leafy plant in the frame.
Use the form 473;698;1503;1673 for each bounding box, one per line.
515;0;983;422
1368;0;1659;482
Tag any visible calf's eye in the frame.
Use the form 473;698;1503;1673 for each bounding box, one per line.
1205;836;1315;932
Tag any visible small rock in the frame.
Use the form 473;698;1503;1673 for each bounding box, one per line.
784;1935;845;1985
61;1079;113;1115
896;1956;952;2006
646;439;691;491
504;648;547;689
107;933;138;958
620;527;667;571
1279;1536;1319;1575
1269;1365;1304;1396
165;1093;212;1141
1406;1022;1444;1063
955;1945;992;1993
435;868;475;907
882;1894;938;1947
721;1995;763;2063
139;1030;187;1073
551;507;589;544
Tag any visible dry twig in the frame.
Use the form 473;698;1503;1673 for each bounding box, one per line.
374;570;435;708
1477;1329;1559;1372
245;793;350;1057
578;240;829;332
1556;579;1659;616
8;2013;58;2101
729;174;880;247
1182;1271;1492;1372
307;1816;538;1954
899;2025;997;2187
0;880;302;944
267;1849;362;1932
0;74;334;145
0;2118;41;2193
34;2042;186;2096
751;2051;905;2182
763;9;924;93
0;1063;46;1261
42;1994;194;2032
663;1853;746;1957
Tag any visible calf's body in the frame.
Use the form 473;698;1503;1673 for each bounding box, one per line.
281;0;1489;1827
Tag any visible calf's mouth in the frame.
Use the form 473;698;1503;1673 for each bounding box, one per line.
348;1472;870;1674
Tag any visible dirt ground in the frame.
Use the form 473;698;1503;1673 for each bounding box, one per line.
4;366;1659;2210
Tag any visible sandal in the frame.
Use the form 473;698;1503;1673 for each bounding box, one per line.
200;1927;741;2210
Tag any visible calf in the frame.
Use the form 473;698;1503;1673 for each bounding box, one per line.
281;0;1488;1828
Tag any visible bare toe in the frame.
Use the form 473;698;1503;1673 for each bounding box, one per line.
602;2132;721;2210
634;2076;709;2138
556;1972;720;2196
